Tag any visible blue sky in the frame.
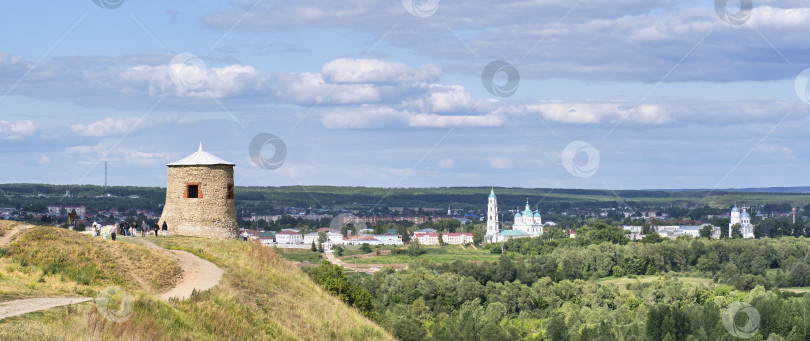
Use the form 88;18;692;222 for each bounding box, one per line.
1;0;810;190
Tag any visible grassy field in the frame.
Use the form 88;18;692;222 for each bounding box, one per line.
596;275;714;293
274;247;323;264
781;287;810;293
345;245;500;264
0;227;393;340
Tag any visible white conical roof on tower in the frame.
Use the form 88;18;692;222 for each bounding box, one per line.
167;142;235;166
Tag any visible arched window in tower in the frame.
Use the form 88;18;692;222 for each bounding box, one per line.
227;183;234;199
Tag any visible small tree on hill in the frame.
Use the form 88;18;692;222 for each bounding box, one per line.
311;241;317;252
360;243;372;254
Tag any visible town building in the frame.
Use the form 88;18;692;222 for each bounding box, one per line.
276;230;303;244
485;188;549;243
513;199;543;236
373;234;404;245
442;232;473;245
729;204;755;238
344;235;381;245
47;205;86;217
303;232;321;245
414;232;440;245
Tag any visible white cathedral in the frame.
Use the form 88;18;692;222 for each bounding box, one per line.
729;204;755;238
485;188;545;243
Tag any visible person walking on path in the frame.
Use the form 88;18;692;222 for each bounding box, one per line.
154;222;159;237
111;224;117;241
141;220;148;237
162;221;168;237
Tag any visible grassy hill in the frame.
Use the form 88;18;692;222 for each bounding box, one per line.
0;226;392;340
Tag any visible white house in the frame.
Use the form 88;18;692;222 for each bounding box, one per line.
276;230;303;244
325;232;344;245
373;234;403;245
414;233;440;245
303;232;321;245
442;232;473;245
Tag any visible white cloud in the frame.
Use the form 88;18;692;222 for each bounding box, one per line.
487;157;511;169
426;85;474;113
438;158;455;169
321;58;439;84
70;116;197;137
500;102;672;125
0;120;37;139
122;151;173;165
408;113;503;128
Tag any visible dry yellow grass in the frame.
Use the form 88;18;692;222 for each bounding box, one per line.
4;227;182;292
0;220;18;236
0;229;393;340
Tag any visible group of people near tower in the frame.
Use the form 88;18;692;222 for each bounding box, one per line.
91;220;168;240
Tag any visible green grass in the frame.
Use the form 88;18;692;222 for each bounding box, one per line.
339;244;401;257
274;248;324;264
347;245;499;264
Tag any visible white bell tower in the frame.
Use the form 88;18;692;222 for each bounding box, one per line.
486;187;499;242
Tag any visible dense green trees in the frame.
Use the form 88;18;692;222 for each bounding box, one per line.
330;234;810;339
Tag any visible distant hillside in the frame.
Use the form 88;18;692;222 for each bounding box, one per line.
0;226;392;340
3;183;810;211
645;186;810;193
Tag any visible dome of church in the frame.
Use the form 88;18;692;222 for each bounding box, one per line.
741;211;750;219
515;212;522;218
731;205;739;213
534;212;541;218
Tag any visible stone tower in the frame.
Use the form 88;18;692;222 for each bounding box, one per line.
158;142;238;239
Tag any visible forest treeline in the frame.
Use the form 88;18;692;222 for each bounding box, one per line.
307;226;810;340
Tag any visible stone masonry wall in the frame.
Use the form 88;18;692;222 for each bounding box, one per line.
158;164;238;239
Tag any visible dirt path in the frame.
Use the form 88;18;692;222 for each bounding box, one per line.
0;224;32;246
0;297;91;320
129;238;224;301
323;252;407;274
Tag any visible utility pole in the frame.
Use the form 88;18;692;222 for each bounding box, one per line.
104;162;108;192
